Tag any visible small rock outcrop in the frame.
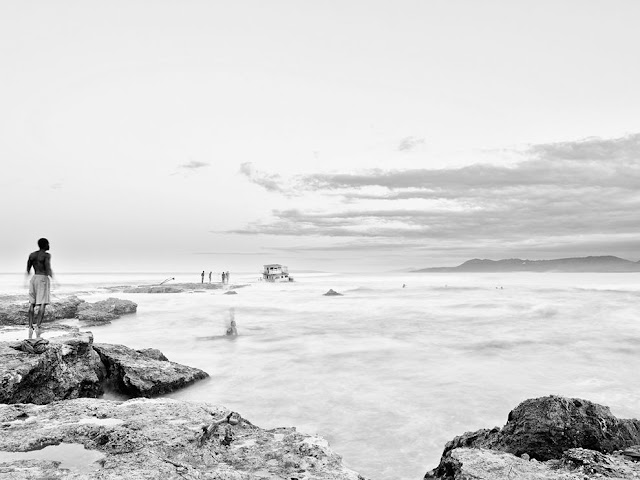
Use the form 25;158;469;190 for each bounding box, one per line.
75;298;137;325
0;398;366;480
426;396;640;480
323;289;343;296
0;296;136;326
93;343;209;397
0;296;84;325
0;332;104;404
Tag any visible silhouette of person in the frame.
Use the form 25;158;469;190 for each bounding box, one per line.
201;271;205;283
221;271;226;284
208;271;212;283
26;238;53;339
225;308;237;336
226;271;230;284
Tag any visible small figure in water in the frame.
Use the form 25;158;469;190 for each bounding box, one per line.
221;271;226;284
225;308;238;336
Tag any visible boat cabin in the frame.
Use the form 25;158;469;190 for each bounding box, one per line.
263;264;293;282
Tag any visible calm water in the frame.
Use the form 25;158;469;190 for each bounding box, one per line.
1;271;640;480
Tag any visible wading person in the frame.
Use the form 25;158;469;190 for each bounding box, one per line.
26;238;53;339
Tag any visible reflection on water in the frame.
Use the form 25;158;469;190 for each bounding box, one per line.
0;443;105;473
1;271;640;480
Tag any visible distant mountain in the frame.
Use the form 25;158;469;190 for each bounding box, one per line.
413;256;640;273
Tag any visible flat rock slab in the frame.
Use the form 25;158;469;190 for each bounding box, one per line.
0;398;366;480
93;343;209;397
0;332;103;404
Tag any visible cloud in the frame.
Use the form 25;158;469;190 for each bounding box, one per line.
239;162;284;192
397;136;425;152
230;133;640;258
179;160;210;169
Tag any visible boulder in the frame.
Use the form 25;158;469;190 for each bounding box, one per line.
426;396;640;479
92;343;208;397
76;298;137;325
0;332;103;404
0;398;367;480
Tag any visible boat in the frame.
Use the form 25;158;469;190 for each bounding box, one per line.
262;264;294;282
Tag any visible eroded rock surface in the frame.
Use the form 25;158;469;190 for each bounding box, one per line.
426;396;640;480
93;343;209;397
0;332;103;404
0;398;367;480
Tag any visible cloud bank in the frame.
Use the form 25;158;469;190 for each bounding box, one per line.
234;134;640;260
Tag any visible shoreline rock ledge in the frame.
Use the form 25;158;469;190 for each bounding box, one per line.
0;332;209;403
0;398;368;480
426;395;640;480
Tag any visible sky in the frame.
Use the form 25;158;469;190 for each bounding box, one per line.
2;0;640;273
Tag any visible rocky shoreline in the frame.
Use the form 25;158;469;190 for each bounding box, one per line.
2;291;640;479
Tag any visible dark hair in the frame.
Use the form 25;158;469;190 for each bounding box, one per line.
37;238;49;250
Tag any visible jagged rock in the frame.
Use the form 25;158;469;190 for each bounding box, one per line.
0;332;103;404
323;289;343;296
224;290;238;295
0;398;367;480
76;298;137;325
92;343;208;397
426;396;640;479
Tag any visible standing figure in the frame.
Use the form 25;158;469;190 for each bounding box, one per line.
225;271;230;284
201;271;205;283
221;271;226;284
208;271;212;283
26;238;53;339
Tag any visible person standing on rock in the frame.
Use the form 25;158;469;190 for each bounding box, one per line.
26;238;53;339
201;270;205;283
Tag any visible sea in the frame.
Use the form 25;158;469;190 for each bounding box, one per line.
1;271;639;480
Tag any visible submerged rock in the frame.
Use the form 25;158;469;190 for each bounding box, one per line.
0;398;367;480
0;332;104;404
323;289;343;296
426;395;640;479
93;343;209;397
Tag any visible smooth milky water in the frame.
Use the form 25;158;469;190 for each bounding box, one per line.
1;271;639;480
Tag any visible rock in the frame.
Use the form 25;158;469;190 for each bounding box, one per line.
76;298;137;325
426;395;640;479
0;332;103;404
1;296;136;327
224;290;237;295
0;398;367;480
323;289;343;296
0;296;85;326
425;446;640;479
92;343;208;397
136;348;168;361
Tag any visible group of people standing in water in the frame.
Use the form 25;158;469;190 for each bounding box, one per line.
200;270;230;284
